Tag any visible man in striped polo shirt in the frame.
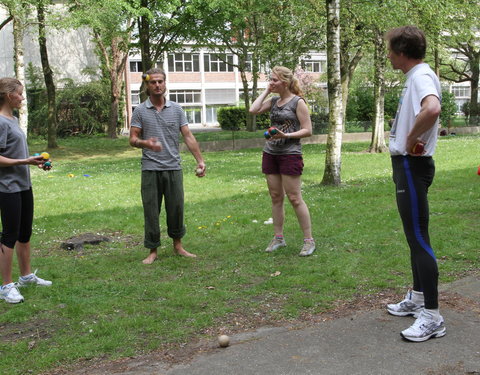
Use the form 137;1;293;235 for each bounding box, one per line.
129;68;206;264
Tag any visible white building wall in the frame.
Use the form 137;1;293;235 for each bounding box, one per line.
0;6;98;84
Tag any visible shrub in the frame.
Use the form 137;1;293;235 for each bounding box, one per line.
217;107;269;131
217;107;246;130
311;112;329;134
26;65;111;137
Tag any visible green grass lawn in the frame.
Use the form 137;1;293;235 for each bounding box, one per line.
0;134;478;374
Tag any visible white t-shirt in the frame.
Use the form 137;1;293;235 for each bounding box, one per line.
389;63;441;156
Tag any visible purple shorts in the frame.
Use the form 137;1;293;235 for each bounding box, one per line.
262;152;304;176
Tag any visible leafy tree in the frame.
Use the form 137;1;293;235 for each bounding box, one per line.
66;0;141;138
437;0;480;125
135;0;200;101
0;0;32;135
196;0;324;131
439;90;458;131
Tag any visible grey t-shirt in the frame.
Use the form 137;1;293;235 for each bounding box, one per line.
130;98;188;171
263;96;303;155
0;115;31;193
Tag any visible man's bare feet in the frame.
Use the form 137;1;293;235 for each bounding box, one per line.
174;248;197;258
142;250;158;264
173;239;196;258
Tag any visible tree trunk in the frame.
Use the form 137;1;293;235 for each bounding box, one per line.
139;0;151;103
322;0;343;186
106;37;128;139
469;51;479;125
369;30;387;153
340;46;362;129
12;17;28;136
37;4;57;148
239;69;254;131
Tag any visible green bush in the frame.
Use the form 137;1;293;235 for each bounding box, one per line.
26;69;111;137
346;86;400;124
217;107;269;130
217;106;247;130
55;79;110;136
311;112;329;134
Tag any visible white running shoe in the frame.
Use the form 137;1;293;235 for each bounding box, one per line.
387;290;424;317
400;309;446;342
0;283;24;304
18;269;52;287
299;239;316;256
265;237;286;252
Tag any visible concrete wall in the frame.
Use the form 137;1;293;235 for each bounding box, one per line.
440;126;480;135
180;131;389;152
181;127;480;153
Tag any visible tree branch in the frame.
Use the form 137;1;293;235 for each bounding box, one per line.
0;15;13;31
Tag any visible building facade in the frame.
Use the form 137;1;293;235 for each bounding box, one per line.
126;49;327;128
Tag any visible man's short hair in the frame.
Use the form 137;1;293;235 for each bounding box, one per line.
145;68;166;80
385;26;427;60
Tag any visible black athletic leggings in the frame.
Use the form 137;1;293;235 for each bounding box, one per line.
392;156;438;309
0;188;34;249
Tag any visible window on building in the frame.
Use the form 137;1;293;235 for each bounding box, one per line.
169;90;201;104
301;60;326;73
204;53;234;72
167;53;200;72
241;55;267;73
184;107;202;124
130;61;143;72
131;90;141;105
452;86;470;98
206;106;222;123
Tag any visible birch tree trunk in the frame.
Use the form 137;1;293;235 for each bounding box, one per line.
321;0;343;186
12;17;28;136
369;30;387;153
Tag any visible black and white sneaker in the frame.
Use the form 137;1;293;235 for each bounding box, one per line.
400;309;446;342
387;290;424;317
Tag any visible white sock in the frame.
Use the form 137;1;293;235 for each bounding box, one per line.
425;308;441;320
411;290;424;305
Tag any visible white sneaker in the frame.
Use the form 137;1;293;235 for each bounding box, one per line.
18;269;52;287
387;290;424;317
265;237;286;252
299;239;316;256
0;283;24;304
401;309;446;342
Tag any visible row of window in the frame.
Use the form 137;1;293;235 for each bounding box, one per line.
130;54;326;74
131;90;203;106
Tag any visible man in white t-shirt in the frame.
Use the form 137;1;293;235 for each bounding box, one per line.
384;26;445;342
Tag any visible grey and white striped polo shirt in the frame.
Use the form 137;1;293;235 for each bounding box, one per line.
131;98;188;171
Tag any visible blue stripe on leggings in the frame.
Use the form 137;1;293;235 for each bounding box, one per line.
402;157;436;260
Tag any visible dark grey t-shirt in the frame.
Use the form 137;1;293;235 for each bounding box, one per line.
263;96;303;155
130;98;188;171
0;115;31;193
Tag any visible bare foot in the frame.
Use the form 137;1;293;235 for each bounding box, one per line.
174;248;197;258
142;252;158;264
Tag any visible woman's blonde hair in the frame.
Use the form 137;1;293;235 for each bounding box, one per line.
271;66;304;97
0;77;22;107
